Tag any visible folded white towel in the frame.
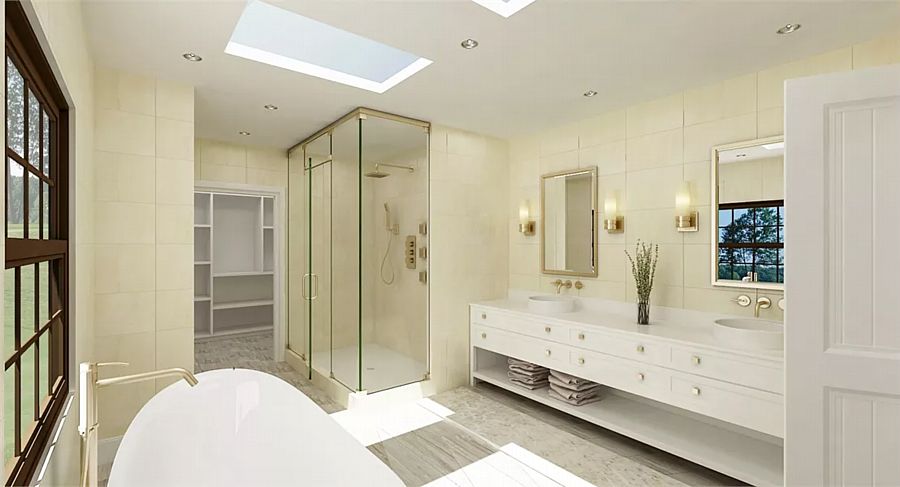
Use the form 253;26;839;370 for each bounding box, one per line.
509;374;548;390
508;358;547;371
549;369;592;386
548;386;602;406
549;383;600;401
509;364;549;376
548;374;599;392
508;370;548;384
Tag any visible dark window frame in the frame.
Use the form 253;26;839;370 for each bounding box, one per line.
4;2;70;485
717;199;784;284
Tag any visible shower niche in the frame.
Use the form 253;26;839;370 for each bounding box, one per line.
288;108;429;393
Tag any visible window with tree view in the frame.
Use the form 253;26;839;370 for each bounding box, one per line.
717;201;784;284
4;2;70;485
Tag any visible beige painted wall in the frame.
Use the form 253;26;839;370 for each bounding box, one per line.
429;125;509;391
92;67;195;439
508;30;900;322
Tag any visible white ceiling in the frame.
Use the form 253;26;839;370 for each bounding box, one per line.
82;1;900;150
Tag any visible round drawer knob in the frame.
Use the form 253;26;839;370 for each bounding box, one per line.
578;357;585;365
577;332;585;340
481;313;487;320
691;355;701;365
545;349;552;356
636;344;645;353
692;386;701;396
544;326;551;333
637;373;645;382
480;332;486;339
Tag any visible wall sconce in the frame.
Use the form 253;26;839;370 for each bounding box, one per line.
675;182;698;232
603;194;623;233
519;200;535;236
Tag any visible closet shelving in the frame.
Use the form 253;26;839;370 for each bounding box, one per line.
194;191;277;339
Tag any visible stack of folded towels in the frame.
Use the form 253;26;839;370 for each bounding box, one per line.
548;369;602;406
507;357;549;389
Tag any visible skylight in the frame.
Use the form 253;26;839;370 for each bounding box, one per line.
225;1;432;93
471;0;536;18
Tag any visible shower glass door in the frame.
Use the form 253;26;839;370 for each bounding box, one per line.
304;133;332;381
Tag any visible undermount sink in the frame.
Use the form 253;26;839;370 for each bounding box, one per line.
713;318;784;351
528;295;575;314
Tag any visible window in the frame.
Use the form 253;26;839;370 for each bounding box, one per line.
717;200;784;284
4;2;69;485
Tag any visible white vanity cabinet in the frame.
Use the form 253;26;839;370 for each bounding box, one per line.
470;302;785;486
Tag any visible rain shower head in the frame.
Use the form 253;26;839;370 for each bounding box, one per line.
364;163;414;178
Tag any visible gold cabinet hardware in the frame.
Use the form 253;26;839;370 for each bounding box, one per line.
637;373;645;382
577;332;585;340
480;332;486;339
481;312;486;320
544;326;551;333
578;357;585;365
636;344;645;353
691;355;701;365
692;386;701;396
545;349;552;356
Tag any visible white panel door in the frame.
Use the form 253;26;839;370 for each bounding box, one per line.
786;64;900;486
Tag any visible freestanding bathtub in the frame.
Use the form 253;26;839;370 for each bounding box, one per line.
108;368;403;486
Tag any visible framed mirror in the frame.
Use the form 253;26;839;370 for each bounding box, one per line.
711;136;784;290
541;167;598;277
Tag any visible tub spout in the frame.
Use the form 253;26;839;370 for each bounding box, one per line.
79;363;198;487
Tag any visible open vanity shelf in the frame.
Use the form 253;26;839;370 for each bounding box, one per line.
470;298;784;487
194;191;277;339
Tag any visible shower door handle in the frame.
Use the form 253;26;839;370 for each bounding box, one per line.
310;273;319;300
302;273;311;301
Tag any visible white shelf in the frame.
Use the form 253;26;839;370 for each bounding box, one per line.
263;226;274;230
194;295;211;302
194;224;211;228
472;363;783;487
212;299;274;310
213;271;274;278
195;261;211;265
195;324;271;340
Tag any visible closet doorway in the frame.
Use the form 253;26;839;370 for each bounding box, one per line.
193;183;284;371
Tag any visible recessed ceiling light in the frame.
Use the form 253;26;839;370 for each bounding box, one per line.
264;104;279;110
777;23;801;35
583;90;598;98
736;153;747;158
460;39;479;49
239;131;251;136
225;0;432;94
471;0;536;18
182;52;203;62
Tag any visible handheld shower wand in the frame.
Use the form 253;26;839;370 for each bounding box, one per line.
380;203;397;285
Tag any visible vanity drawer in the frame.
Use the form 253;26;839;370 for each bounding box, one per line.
570;350;671;399
669;374;783;437
471;324;571;371
471;307;570;344
669;347;782;394
570;328;669;366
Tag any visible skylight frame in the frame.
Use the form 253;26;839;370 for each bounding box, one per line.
471;0;536;18
224;0;432;94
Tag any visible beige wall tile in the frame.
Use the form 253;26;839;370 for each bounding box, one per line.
246;168;287;188
757;48;852;109
95;108;155;156
626;93;683;136
538;125;579;156
683;73;757;126
853;32;900;69
757;106;784;137
596;244;626;282
156;118;194;160
626;128;683;171
447;130;487;156
156;158;194;205
155;79;194;122
94;151;155;203
94;292;155;337
95;202;155;244
95;68;155;116
198;138;246;167
579;140;626;175
578;109;626;148
683;161;712;207
94;244;156;294
684;113;757;163
155;328;194;389
246;146;288;172
683;244;712;288
201;163;246;183
156;204;193;244
626;165;683;211
683;287;755;317
156;290;194;331
625;208;683;245
156;244;193;290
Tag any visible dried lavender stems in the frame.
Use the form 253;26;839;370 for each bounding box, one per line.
625;240;659;304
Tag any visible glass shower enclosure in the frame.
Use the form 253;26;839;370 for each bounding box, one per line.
288;108;429;393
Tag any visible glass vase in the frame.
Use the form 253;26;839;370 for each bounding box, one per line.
637;300;650;325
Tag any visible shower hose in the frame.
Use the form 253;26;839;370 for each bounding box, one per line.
380;231;395;285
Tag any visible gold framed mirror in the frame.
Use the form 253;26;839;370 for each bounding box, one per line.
711;136;784;290
540;166;598;277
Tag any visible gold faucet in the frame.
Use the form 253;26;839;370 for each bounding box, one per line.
755;296;772;318
552;279;572;294
79;362;198;487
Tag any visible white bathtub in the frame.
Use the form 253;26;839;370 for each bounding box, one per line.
108;369;403;487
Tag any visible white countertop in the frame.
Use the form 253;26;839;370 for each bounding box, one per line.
474;290;784;363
